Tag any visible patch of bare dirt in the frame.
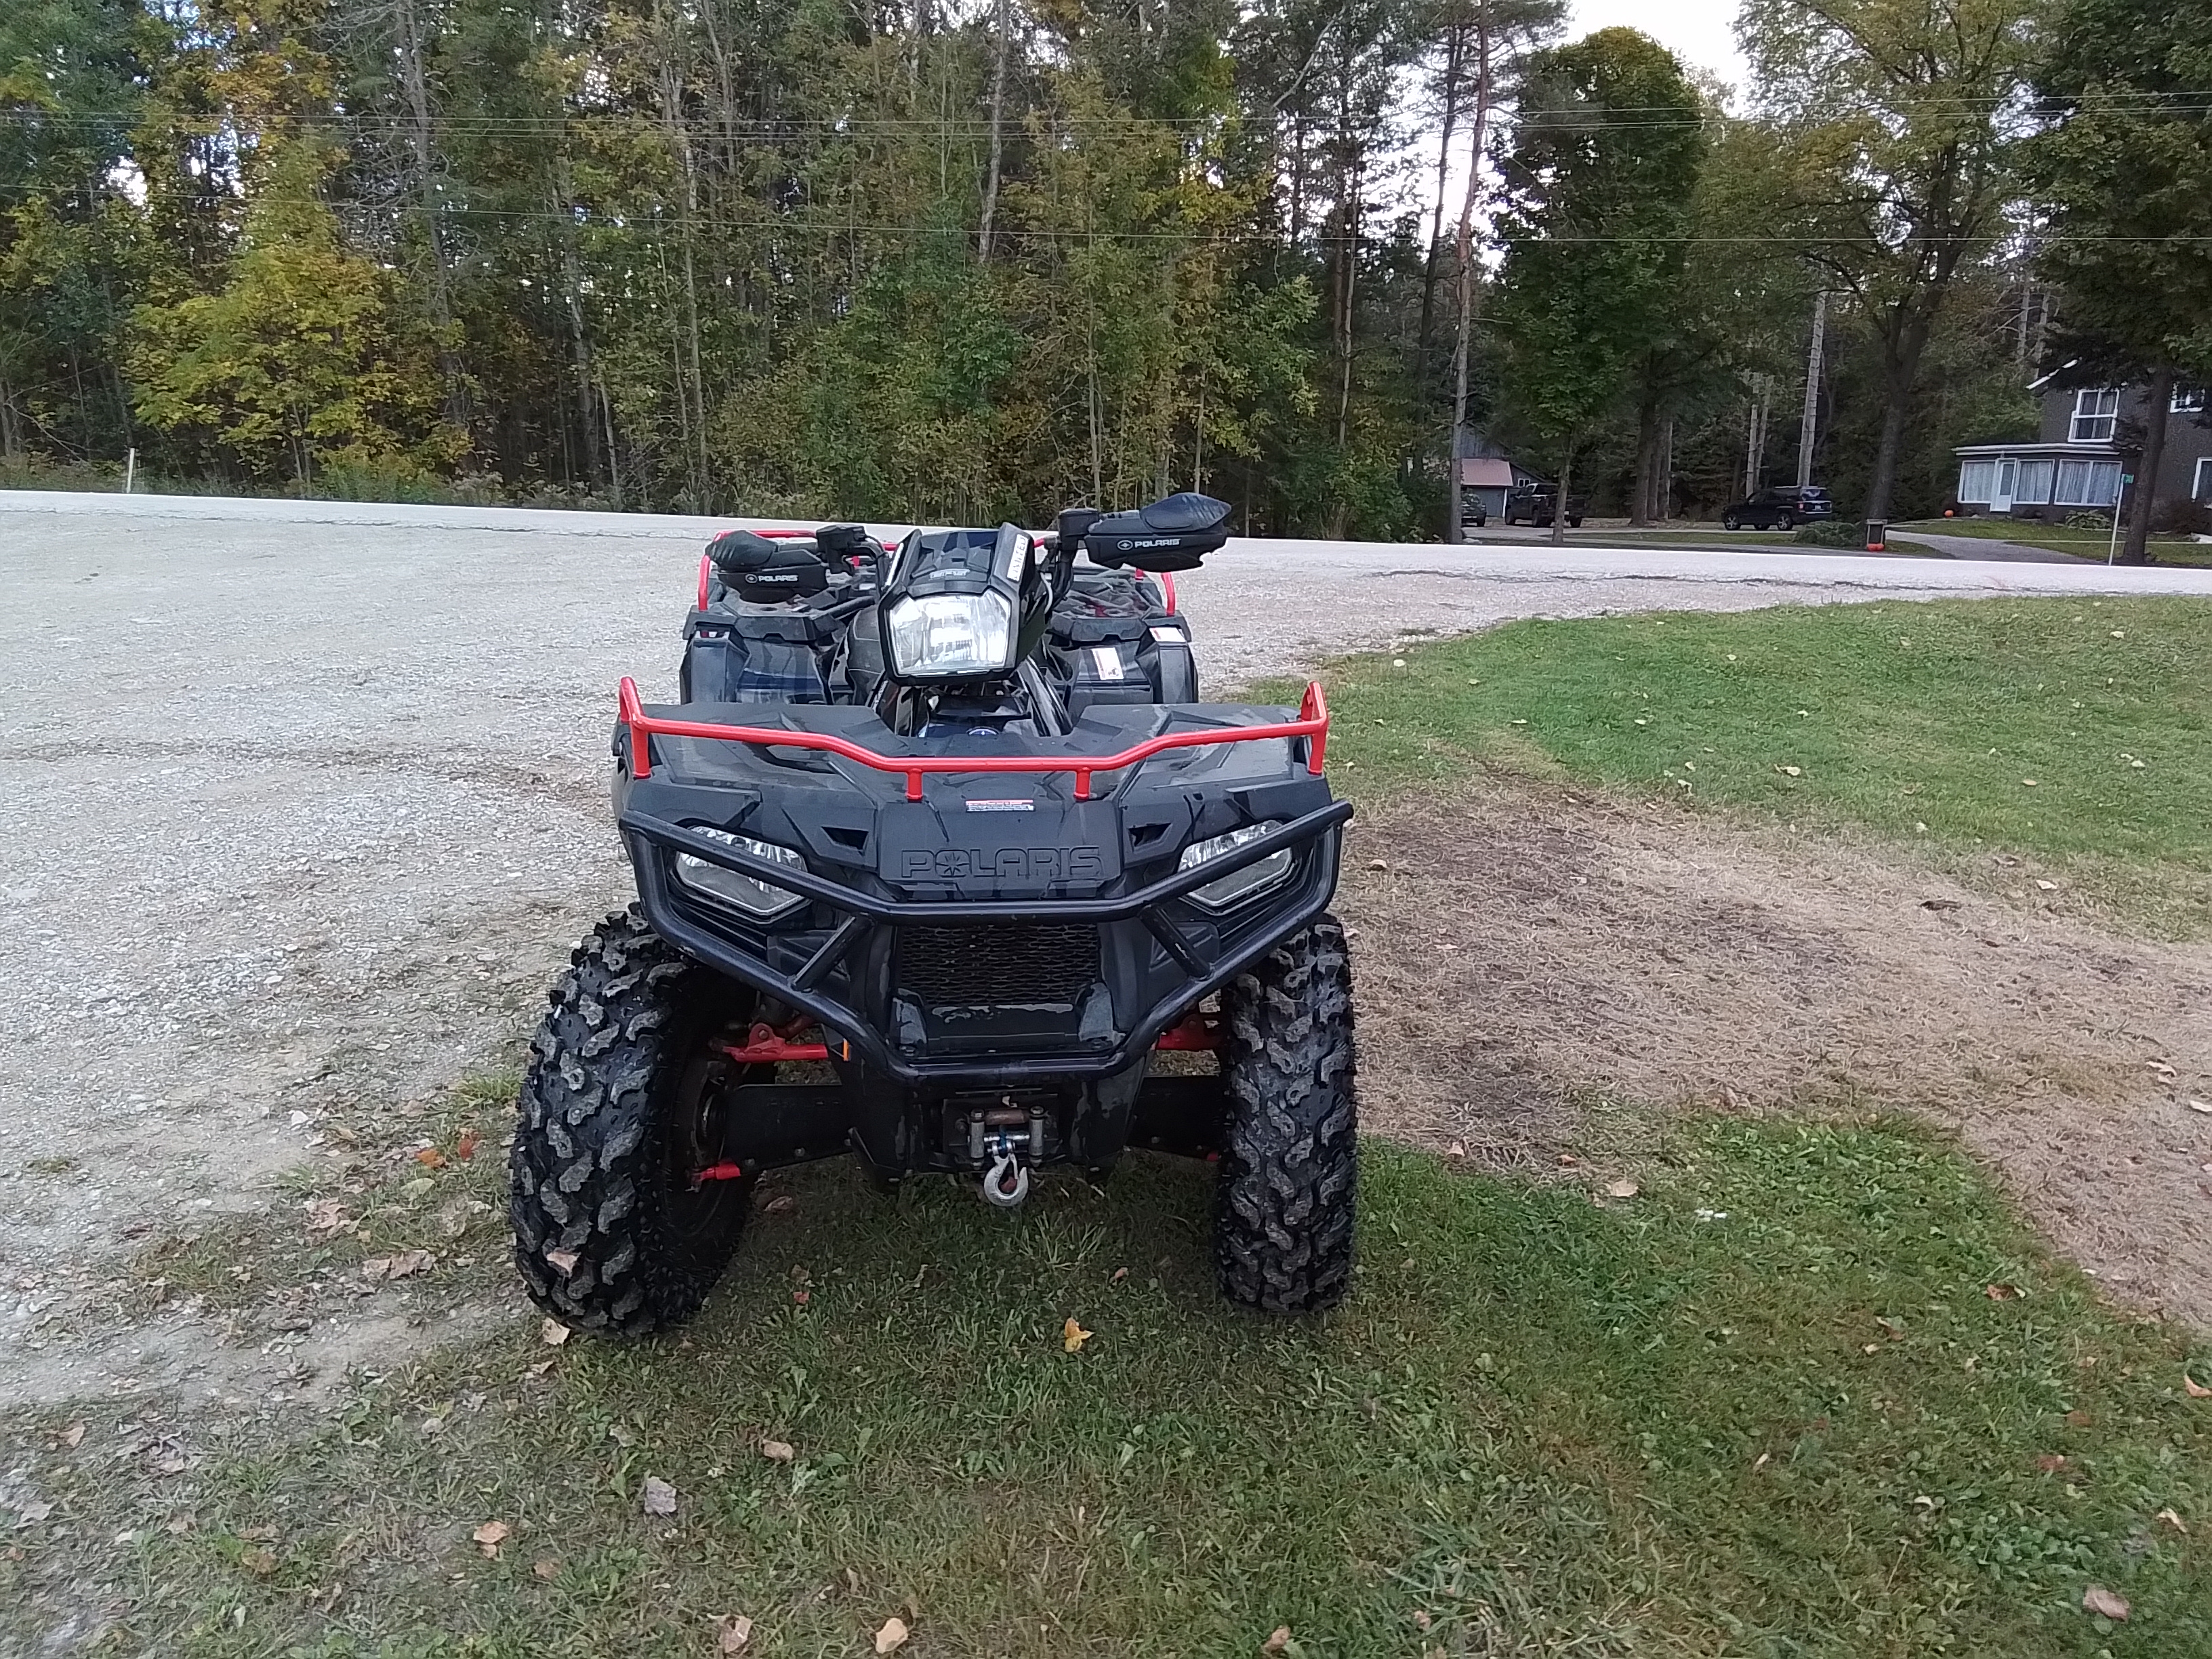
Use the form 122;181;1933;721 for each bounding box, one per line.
1343;779;2212;1328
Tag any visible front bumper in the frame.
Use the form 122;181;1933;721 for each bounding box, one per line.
623;800;1351;1087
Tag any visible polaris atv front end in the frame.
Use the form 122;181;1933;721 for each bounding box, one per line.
512;501;1357;1337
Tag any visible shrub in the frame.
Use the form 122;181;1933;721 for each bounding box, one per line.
1795;518;1873;548
2063;509;2112;529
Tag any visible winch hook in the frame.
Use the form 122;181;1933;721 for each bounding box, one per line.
982;1146;1031;1209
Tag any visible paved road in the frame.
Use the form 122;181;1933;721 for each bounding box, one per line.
4;489;2211;1402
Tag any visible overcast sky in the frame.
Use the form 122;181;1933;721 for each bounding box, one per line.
1569;0;1748;100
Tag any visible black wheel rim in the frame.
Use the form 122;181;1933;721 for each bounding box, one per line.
661;1046;745;1249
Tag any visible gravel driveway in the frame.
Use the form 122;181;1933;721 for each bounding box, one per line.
5;490;2209;1406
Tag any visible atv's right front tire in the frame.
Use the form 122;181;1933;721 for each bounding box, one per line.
510;907;755;1336
1213;916;1357;1314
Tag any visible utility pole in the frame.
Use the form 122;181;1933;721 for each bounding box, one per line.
1744;379;1769;495
1797;291;1826;487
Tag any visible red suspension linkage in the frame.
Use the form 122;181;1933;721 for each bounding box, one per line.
620;676;1329;798
1160;570;1178;615
695;1162;747;1183
1153;1012;1223;1052
697;552;712;611
717;1019;830;1065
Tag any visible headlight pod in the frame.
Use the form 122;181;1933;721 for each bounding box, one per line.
1178;821;1292;912
674;826;807;920
884;590;1014;680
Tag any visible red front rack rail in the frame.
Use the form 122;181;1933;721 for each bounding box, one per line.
618;677;1329;801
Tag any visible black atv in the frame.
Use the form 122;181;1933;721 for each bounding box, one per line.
511;495;1355;1336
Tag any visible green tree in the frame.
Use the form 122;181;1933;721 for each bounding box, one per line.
1490;26;1706;543
1740;0;2036;521
2024;0;2212;563
131;145;459;487
0;0;149;465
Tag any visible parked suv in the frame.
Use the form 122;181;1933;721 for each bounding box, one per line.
1720;485;1834;531
1502;485;1584;528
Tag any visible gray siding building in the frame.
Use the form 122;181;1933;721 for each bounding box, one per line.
1953;374;2212;522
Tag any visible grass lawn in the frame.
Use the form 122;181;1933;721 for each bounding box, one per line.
10;596;2212;1655
1898;518;2212;568
7;1101;2209;1656
1280;596;2212;931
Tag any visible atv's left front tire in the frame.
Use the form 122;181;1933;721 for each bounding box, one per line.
510;907;755;1336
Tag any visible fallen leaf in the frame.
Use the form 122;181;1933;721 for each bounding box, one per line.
1367;859;1389;871
1876;1317;1906;1340
539;1318;571;1347
1752;1452;1770;1471
239;1547;277;1576
2185;1374;2212;1399
2066;1410;2093;1427
1604;1179;1639;1200
2188;1100;2212;1116
1984;1284;2020;1300
304;1199;355;1235
1263;1629;1294;1656
762;1195;796;1215
362;1249;433;1284
2021;778;2038;787
1446;1140;1467;1160
532;1557;560;1580
2034;1454;2068;1473
2156;1507;2187;1534
455;1130;479;1162
472;1521;510;1557
761;1439;795;1463
544;1248;579;1276
15;1501;52;1527
525;1359;555;1379
1111;1267;1129;1282
874;1616;910;1654
1777;765;1801;777
1863;1343;1882;1355
1063;1316;1093;1353
2081;1584;2129;1621
791;1289;810;1306
640;1477;677;1517
1919;897;1963;912
239;1524;279;1543
2144;1058;2175;1076
717;1613;754;1653
2035;879;2057;892
58;1422;85;1450
415;1147;447;1169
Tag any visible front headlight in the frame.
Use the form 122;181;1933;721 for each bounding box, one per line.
885;590;1014;679
674;826;806;920
1178;821;1292;912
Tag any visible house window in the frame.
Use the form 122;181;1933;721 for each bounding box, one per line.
1957;459;1995;503
2070;388;2118;443
2055;459;2121;506
2196;456;2212;501
2173;388;2205;414
2014;458;2054;504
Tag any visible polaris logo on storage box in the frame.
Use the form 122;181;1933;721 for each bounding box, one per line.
901;846;1105;882
963;798;1036;813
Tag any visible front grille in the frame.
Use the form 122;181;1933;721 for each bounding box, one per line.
898;923;1098;1008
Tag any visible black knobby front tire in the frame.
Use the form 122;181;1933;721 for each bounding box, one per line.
510;907;756;1336
1212;916;1357;1314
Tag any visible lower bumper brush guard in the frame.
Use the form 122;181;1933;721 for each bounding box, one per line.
622;800;1352;1086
